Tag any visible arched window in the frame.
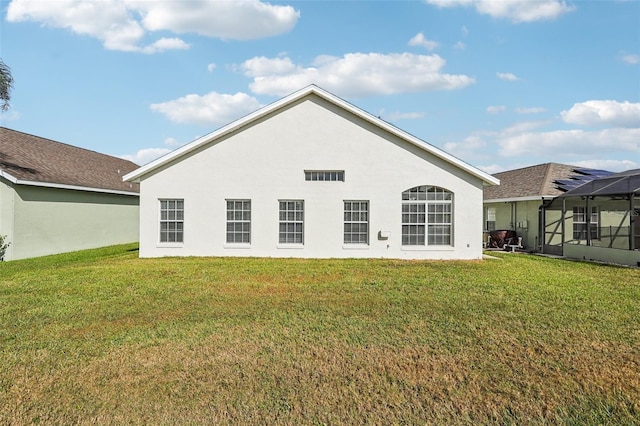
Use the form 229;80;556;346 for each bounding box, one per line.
402;186;453;246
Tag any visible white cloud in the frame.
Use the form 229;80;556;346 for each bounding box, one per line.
120;147;172;165
498;127;640;157
6;0;299;53
137;0;299;40
621;54;639;64
150;91;262;126
408;33;439;51
443;135;487;160
487;105;506;114
478;164;507;174
453;41;466;50
241;53;475;97
441;119;638;170
497;72;519;81
571;159;638;173
515;107;545;114
7;0;147;52
379;110;426;121
240;56;298;77
425;0;575;23
561;100;640;128
141;38;190;54
164;137;182;147
207;63;217;73
500;120;550;135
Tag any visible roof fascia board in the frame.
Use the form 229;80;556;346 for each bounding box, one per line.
0;169;19;184
123;85;499;186
6;176;138;196
484;196;555;203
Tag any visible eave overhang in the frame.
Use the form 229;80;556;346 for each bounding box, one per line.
1;169;139;196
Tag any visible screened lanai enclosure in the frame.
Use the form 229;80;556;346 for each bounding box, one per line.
540;169;640;266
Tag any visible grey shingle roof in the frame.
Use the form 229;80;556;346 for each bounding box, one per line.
483;163;610;201
1;127;139;194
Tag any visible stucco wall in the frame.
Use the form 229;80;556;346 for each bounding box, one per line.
0;178;15;260
137;96;485;260
5;184;139;261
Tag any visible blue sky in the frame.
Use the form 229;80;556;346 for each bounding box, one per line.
1;0;639;173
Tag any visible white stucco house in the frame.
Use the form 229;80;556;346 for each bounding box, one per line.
124;85;499;260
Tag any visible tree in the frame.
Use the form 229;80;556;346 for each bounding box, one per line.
0;58;14;111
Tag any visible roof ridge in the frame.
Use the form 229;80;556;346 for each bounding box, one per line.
540;163;557;195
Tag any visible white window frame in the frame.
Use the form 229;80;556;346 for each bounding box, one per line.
159;199;184;244
486;207;496;231
279;200;304;245
305;170;345;182
226;200;251;244
573;206;599;240
402;186;453;247
344;201;369;245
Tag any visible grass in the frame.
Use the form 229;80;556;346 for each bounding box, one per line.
1;244;639;425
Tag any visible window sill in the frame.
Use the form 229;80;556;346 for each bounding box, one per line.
277;244;305;250
401;245;455;251
156;243;184;248
223;244;251;249
342;244;370;250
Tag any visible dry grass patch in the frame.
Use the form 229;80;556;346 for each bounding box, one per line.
1;244;639;424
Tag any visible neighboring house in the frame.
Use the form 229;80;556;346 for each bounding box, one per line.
483;163;611;251
541;168;640;266
124;85;499;260
0;127;139;261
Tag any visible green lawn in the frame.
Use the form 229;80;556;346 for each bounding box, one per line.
1;244;638;425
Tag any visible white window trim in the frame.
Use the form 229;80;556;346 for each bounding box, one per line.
342;244;370;250
343;200;370;246
226;199;251;246
276;244;306;250
304;170;345;182
278;200;305;245
401;245;456;252
401;186;454;248
572;206;599;241
223;243;252;249
158;198;184;247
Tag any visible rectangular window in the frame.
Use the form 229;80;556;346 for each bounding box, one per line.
573;206;598;240
344;201;369;244
427;203;452;245
486;207;496;231
402;203;426;245
305;170;345;181
279;200;304;244
226;200;251;244
160;199;184;243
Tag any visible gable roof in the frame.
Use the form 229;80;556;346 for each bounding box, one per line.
123;85;499;186
1;127;139;195
484;163;612;202
557;168;640;198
